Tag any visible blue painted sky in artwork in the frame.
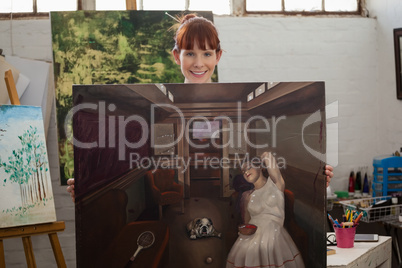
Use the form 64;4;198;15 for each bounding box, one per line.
0;105;43;126
0;105;45;150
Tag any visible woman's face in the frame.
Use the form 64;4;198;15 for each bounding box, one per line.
241;163;261;184
173;41;222;83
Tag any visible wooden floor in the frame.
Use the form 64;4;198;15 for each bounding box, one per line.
155;197;239;268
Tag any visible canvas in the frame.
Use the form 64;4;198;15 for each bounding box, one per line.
0;105;56;228
50;10;215;185
72;82;327;267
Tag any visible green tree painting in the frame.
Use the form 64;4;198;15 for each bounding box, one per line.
0;105;56;228
50;11;215;184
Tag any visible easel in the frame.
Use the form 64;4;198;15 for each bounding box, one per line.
1;70;67;268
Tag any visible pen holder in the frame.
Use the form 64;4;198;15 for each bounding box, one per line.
333;224;357;248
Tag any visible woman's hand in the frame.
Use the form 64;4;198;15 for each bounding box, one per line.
261;152;285;191
261;152;334;188
260;152;279;173
67;178;75;202
325;165;334;188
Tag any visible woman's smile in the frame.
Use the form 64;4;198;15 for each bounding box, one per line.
191;70;207;76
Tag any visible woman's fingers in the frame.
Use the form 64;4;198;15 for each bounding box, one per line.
325;165;334;187
66;178;75;202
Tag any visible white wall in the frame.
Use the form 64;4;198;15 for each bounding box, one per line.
0;4;401;265
366;0;402;157
0;18;53;61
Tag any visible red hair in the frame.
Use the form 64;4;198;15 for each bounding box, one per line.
173;14;221;52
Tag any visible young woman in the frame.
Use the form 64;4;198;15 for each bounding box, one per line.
67;13;333;199
172;13;222;83
226;152;305;268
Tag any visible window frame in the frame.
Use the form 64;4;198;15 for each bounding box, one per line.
0;0;82;19
244;0;363;16
0;0;365;19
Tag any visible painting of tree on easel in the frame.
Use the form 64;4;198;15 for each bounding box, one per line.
0;105;56;228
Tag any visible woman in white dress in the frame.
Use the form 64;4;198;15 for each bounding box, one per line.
226;152;305;268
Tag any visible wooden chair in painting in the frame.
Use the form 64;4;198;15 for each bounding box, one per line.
78;188;171;268
146;169;184;220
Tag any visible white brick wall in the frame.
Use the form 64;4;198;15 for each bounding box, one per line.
0;18;53;61
366;0;402;156
0;2;401;265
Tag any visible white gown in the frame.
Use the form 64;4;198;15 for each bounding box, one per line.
226;178;305;268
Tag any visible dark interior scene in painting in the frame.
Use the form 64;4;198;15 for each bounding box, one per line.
72;82;327;268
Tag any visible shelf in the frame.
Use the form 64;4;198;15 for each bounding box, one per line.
375;172;402;175
372;156;402;197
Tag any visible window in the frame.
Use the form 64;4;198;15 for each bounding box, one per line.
0;0;361;17
188;0;230;15
95;0;230;15
37;0;76;12
246;0;360;14
1;0;33;13
0;0;76;13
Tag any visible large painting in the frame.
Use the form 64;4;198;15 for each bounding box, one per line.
50;10;215;184
0;105;56;228
72;82;327;267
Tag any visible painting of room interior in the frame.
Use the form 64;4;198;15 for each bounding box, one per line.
0;105;56;228
50;10;215;185
72;81;327;267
